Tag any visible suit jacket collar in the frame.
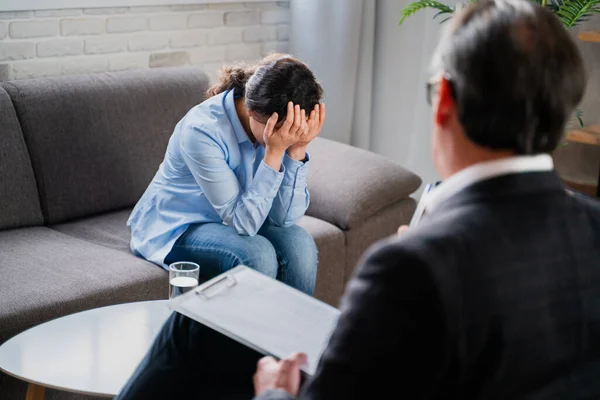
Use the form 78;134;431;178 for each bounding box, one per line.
427;155;554;213
427;171;567;218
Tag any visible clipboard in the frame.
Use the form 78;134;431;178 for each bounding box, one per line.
168;266;341;376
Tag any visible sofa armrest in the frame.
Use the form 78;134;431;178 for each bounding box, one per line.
305;138;422;229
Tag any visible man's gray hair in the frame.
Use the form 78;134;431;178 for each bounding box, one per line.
430;0;586;154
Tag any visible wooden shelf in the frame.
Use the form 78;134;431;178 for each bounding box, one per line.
567;125;600;146
578;31;600;43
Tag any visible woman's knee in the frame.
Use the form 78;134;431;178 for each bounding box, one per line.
235;235;278;277
275;225;318;268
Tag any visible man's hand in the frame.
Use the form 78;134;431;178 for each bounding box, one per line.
398;225;409;236
253;352;307;397
288;103;327;161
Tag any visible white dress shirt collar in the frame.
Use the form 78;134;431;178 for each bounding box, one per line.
426;154;554;213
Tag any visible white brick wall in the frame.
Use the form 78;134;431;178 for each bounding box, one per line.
188;11;225;28
0;1;290;82
0;42;35;61
84;37;127;55
61;18;105;36
10;20;58;38
37;39;82;57
106;16;147;33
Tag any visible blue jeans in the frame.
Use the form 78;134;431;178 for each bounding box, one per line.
164;222;318;295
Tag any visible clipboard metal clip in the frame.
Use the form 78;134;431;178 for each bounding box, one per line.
196;274;237;300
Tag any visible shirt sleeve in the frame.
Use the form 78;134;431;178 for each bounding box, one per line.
253;389;296;400
268;152;311;227
180;125;284;236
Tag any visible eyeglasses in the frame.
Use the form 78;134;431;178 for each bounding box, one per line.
426;73;456;106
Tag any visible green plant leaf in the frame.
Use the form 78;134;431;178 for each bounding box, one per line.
399;0;600;29
567;109;585;130
555;0;600;27
399;0;455;25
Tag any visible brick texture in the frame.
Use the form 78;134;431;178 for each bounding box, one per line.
226;43;261;61
209;28;242;45
0;11;34;19
261;9;289;24
84;37;127;55
0;1;290;82
149;14;188;31
243;26;277;42
10;21;58;39
130;6;171;14
170;31;208;48
225;10;258;26
62;57;106;75
0;22;7;40
61;18;105;35
149;51;190;68
171;5;207;11
188;11;225;28
107;17;147;33
108;53;148;71
35;9;82;17
0;42;36;61
83;8;128;15
262;41;288;56
0;63;10;80
190;46;226;64
37;39;82;57
129;34;169;52
13;60;61;79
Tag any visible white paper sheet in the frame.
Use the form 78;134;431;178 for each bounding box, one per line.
168;265;340;376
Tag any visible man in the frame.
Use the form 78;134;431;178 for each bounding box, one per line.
117;0;600;398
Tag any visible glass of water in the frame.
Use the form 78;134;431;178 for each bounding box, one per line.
169;262;200;299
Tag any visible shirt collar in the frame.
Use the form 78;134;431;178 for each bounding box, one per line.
223;89;250;144
426;154;554;213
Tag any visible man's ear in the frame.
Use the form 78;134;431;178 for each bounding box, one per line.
434;78;455;127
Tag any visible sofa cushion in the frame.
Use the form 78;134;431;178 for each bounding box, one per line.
52;210;346;306
2;67;209;225
306;137;422;229
297;216;346;306
51;208;133;253
0;227;167;344
0;86;43;231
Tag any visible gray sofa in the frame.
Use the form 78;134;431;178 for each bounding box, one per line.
0;67;420;399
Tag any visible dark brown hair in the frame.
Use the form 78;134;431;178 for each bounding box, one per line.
206;53;323;123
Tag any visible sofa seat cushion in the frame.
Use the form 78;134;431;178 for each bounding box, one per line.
0;227;166;344
53;210;346;306
51;209;133;253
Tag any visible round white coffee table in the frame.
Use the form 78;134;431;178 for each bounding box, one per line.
0;300;171;399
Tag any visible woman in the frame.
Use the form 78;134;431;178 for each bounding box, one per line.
127;54;325;295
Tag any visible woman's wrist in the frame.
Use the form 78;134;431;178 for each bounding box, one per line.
264;146;286;171
287;144;307;161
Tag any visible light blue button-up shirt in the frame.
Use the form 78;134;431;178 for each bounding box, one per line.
127;89;310;267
